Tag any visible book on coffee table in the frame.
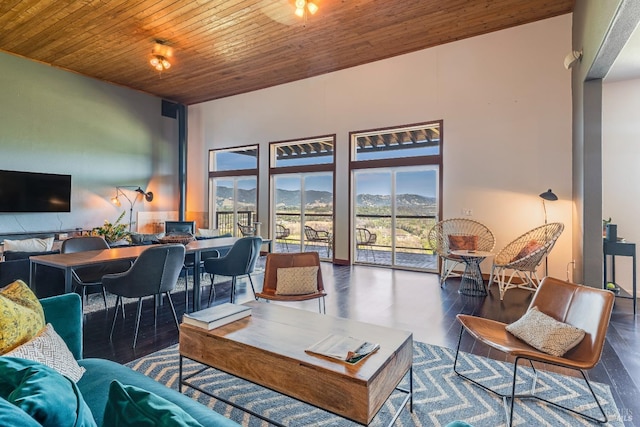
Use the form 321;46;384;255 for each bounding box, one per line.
306;334;380;364
183;303;251;330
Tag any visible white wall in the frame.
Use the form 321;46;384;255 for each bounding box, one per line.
188;15;573;278
603;78;640;293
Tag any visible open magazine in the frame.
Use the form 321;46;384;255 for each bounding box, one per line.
306;334;380;364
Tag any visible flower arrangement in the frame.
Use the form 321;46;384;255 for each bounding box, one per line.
91;211;131;243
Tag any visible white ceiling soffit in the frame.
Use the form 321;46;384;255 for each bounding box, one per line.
605;19;640;82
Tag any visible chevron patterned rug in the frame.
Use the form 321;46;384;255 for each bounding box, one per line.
126;341;623;427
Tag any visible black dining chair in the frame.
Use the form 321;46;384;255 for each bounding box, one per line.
60;236;131;312
102;244;185;348
203;237;262;305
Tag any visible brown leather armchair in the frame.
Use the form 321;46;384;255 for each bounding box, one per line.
454;276;615;426
255;252;327;313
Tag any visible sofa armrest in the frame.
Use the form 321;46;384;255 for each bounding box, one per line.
40;293;83;360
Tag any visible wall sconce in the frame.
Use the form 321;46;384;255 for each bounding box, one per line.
111;186;154;230
563;50;582;70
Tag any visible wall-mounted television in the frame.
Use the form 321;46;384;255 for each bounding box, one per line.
0;170;71;213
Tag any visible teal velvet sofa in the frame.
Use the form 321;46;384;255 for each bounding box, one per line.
41;293;240;426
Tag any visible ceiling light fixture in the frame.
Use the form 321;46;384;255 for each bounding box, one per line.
294;0;318;18
150;41;173;72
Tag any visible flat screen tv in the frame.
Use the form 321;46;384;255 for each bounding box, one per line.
0;170;71;213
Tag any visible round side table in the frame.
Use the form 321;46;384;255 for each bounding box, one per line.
449;250;494;296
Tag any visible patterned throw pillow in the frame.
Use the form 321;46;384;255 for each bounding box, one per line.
512;239;543;262
275;266;319;295
448;234;478;251
0;280;45;354
3;237;54;252
6;323;86;382
506;306;586;357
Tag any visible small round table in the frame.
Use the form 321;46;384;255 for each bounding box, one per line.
450;250;494;296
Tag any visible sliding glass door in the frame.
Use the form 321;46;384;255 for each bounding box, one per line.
353;166;438;269
273;172;333;259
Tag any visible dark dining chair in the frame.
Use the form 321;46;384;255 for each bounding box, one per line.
60;236;131;312
102;244;185;348
203;237;262;304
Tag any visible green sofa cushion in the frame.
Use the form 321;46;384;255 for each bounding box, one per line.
0;396;41;427
0;357;96;427
40;293;83;359
102;380;203;427
78;358;240;427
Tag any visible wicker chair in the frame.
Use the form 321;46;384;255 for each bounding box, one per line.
489;222;564;300
427;218;495;287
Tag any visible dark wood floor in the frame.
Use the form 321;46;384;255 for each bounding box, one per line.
83;263;639;426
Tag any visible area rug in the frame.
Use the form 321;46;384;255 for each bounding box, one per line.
126;341;623;427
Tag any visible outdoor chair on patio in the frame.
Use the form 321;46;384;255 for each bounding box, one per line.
454;276;615;426
356;227;377;262
488;222;564;300
103;244;185;348
304;225;332;257
204;236;262;304
237;222;256;237
275;224;290;251
427;218;495;287
61;236;132;312
255;252;327;313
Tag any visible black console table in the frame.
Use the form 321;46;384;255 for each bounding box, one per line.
603;240;637;315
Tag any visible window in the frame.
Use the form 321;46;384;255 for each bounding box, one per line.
208;145;258;236
350;121;442;271
270;136;335;259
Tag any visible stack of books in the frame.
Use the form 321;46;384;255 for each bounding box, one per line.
182;303;251;330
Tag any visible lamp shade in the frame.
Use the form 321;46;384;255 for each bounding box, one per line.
539;189;558;201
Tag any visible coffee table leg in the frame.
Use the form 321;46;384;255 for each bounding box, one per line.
410;365;413;412
179;355;183;393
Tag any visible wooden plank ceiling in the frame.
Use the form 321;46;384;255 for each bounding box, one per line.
0;0;573;105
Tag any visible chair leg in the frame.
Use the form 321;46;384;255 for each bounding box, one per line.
165;292;180;331
101;286;108;309
132;298;143;348
230;276;237;304
80;286;86;312
208;274;216;307
109;296;122;341
247;274;257;300
182;269;189;312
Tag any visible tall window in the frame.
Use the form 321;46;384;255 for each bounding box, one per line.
350;121;442;271
208;145;258;236
270;136;335;259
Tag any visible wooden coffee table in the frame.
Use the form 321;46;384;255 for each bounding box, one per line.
179;301;413;426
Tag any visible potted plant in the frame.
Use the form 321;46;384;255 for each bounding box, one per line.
91;211;131;245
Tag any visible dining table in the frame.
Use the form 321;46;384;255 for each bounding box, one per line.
29;237;271;312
